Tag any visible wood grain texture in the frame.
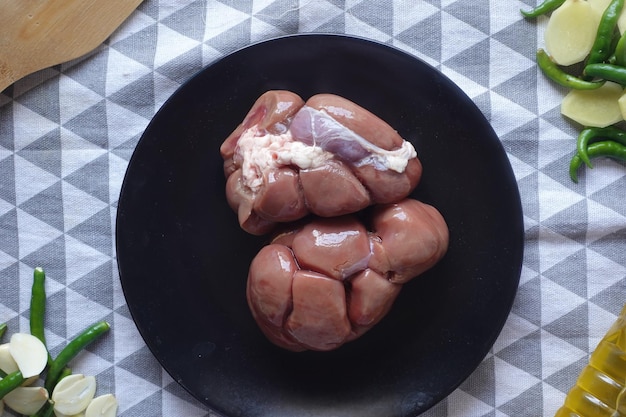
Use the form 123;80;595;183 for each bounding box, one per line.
0;0;142;91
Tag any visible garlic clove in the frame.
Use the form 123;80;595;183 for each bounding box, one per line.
51;374;96;416
0;343;18;374
2;386;49;415
0;344;37;385
8;333;48;378
53;410;85;417
85;394;118;417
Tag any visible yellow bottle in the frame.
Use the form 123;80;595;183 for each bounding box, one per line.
555;305;626;417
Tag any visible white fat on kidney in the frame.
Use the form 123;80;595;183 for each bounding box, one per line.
235;106;417;193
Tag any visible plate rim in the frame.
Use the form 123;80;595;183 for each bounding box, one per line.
115;32;525;417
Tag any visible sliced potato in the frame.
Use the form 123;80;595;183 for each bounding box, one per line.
589;0;626;37
562;82;625;127
545;0;600;65
589;0;613;19
619;7;626;34
617;90;626;118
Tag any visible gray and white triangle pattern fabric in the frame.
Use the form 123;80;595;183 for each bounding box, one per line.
0;0;624;416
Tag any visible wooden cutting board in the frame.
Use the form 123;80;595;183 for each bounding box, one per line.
0;0;142;92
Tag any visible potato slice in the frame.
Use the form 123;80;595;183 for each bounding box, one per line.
590;0;613;18
545;0;600;65
561;82;625;127
619;7;626;34
617;90;626;118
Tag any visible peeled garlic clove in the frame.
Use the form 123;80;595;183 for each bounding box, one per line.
0;343;18;374
545;0;600;65
9;333;48;378
85;394;118;417
0;343;36;385
53;410;85;417
54;411;85;417
2;386;49;415
52;374;96;416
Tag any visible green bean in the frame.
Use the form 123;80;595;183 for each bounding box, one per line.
587;0;625;66
57;366;72;381
29;267;54;366
30;268;50;358
0;324;8;378
576;126;626;168
570;140;626;182
520;0;566;18
537;49;605;89
31;400;55;417
584;62;626;85
40;403;56;417
44;321;110;393
31;368;73;416
0;370;24;399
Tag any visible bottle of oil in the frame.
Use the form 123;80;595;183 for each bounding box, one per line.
554;304;626;417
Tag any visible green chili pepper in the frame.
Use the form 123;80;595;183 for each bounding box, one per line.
584;62;626;85
587;0;625;66
570;140;626;182
44;320;110;393
0;370;24;399
537;49;605;89
520;0;566;18
576;126;626;168
614;31;626;66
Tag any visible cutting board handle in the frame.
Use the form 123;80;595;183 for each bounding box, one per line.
0;0;142;93
0;62;18;93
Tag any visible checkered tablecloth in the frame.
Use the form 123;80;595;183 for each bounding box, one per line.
1;1;625;416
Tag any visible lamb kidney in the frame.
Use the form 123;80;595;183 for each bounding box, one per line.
246;198;449;352
220;90;422;235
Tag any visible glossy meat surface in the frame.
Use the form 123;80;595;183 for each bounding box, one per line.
220;90;422;235
246;198;449;352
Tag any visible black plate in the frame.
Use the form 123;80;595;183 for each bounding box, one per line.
116;34;524;417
